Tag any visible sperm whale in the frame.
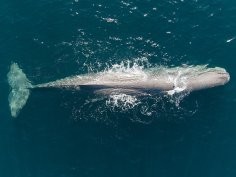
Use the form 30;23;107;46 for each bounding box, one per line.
7;63;230;117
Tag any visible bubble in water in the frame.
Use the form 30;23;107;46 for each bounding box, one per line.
106;93;140;111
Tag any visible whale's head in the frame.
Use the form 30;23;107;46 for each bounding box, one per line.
214;70;230;85
186;67;230;91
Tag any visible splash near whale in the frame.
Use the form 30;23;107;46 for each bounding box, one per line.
7;62;230;117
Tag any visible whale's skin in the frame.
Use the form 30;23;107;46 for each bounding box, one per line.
34;66;230;94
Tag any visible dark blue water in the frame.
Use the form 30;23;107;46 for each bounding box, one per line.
0;0;236;177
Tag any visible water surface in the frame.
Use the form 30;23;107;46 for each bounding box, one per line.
0;0;236;177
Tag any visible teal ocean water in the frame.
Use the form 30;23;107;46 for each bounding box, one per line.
0;0;236;176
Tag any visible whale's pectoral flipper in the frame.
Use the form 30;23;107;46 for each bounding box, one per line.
7;63;32;117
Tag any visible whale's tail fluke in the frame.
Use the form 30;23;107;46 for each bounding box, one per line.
7;63;33;117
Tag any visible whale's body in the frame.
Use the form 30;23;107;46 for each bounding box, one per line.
36;66;230;92
7;63;230;117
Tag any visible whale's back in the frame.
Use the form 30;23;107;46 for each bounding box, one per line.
35;65;230;93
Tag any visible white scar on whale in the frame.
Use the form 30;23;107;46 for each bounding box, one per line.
7;63;230;117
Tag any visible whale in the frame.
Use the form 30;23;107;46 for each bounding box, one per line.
7;63;230;117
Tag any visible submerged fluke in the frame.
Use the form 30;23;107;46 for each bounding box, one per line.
7;63;32;117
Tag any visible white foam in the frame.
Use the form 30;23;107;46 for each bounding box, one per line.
166;70;187;95
226;37;235;43
106;93;140;111
102;17;118;23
